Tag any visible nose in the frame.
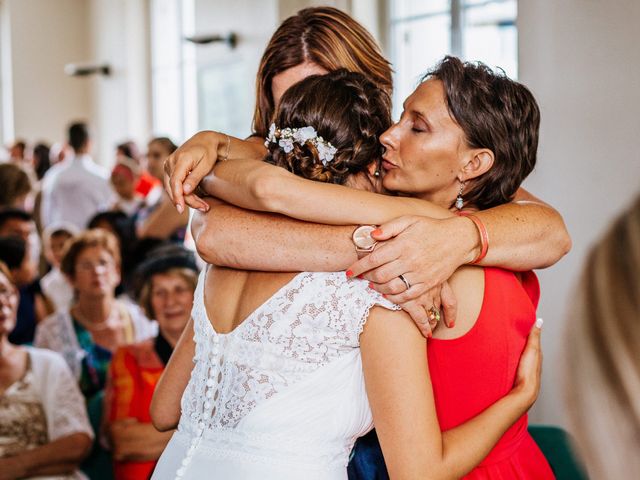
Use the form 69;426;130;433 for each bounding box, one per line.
380;122;400;152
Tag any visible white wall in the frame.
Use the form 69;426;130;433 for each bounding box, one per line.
87;0;151;166
518;0;640;427
6;0;91;146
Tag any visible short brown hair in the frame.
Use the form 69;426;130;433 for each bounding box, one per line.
0;164;31;207
138;267;198;319
61;229;121;279
253;7;392;138
265;69;391;185
424;56;540;210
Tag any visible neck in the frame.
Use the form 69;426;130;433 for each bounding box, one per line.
160;328;181;348
74;295;115;323
0;336;14;363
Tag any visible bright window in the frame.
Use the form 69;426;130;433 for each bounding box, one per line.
389;0;517;117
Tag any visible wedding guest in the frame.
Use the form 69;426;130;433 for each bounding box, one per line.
35;229;155;399
40;223;77;312
0;260;93;479
0;215;52;345
110;157;143;216
565;193;640;480
105;245;197;480
136;137;188;242
40;122;113;230
33;142;51;181
0;163;32;211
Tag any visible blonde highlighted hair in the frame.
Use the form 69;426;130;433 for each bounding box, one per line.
253;6;392;138
565;193;640;479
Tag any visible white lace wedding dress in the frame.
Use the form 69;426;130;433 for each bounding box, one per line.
152;271;397;480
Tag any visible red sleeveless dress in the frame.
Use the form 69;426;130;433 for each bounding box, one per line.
427;268;554;479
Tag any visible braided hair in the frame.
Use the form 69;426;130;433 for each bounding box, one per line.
265;69;391;185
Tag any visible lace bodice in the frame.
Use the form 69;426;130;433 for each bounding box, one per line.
159;270;398;480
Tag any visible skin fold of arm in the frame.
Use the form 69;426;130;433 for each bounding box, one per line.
0;432;92;478
110;420;174;462
360;307;531;480
195;159;570;271
150;319;196;432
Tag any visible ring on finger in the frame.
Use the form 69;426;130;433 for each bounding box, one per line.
427;306;441;323
398;274;411;291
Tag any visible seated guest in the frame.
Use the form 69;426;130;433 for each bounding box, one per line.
110;157;143;217
40;223;77;312
0;260;93;479
0;235;52;345
136;137;188;242
87;210;137;294
0;163;32;211
35;229;155;400
565;193;640;480
104;245;198;479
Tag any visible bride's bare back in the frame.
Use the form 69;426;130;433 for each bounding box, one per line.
202;266;298;334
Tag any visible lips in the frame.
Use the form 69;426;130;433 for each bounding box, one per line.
381;159;397;170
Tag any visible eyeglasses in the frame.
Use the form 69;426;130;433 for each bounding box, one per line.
0;287;17;300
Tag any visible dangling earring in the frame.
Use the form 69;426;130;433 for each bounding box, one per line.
455;179;465;210
373;158;381;177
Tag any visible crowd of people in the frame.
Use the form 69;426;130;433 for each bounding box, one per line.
0;125;196;479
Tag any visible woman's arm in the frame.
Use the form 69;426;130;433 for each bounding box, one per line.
0;432;92;479
360;307;541;479
137;195;189;239
150;319;196;431
192;199;355;270
110;419;173;461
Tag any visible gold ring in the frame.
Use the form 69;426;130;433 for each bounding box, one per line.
428;306;441;323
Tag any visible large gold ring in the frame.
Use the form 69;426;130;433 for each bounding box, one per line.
428;306;441;323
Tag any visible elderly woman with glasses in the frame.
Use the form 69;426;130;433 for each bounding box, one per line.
0;261;93;479
35;229;155;400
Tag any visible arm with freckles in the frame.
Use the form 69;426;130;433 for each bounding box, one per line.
198;158;570;271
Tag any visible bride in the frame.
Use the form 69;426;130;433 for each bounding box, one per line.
150;69;542;480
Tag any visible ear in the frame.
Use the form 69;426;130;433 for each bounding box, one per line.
461;148;494;181
366;161;379;177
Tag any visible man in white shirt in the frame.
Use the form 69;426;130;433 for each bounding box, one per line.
40;122;113;230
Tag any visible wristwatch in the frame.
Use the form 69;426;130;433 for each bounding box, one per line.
352;225;378;259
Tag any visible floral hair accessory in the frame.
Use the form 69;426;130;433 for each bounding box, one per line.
265;123;338;166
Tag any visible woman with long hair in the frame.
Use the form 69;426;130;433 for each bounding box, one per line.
565;193;640;480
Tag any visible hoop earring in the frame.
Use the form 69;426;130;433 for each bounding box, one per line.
455;180;465;210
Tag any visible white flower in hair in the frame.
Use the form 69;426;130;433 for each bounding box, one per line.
265;123;278;145
293;126;317;144
265;122;338;165
316;139;338;166
278;136;294;153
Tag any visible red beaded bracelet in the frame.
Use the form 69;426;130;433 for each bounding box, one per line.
456;211;489;264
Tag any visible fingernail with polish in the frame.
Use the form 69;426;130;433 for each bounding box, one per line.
368;282;374;289
535;318;544;328
176;204;184;214
345;270;354;279
371;228;382;236
184;183;193;193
